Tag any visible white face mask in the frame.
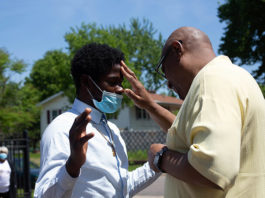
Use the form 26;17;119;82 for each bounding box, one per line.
87;77;123;113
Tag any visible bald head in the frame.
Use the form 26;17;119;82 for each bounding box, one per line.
160;27;216;100
166;27;213;52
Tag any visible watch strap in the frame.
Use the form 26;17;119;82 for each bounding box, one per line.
153;146;168;172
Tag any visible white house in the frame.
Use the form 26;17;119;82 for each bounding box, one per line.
37;92;183;134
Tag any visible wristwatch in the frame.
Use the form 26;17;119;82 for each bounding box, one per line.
153;146;168;172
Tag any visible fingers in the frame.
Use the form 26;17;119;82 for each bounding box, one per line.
75;108;92;124
121;64;144;94
124;89;141;101
79;132;95;145
121;61;137;79
120;66;134;83
72;108;92;133
120;62;138;86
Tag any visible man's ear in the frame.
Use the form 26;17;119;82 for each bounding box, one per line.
172;40;182;56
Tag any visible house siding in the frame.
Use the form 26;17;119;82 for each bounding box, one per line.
40;95;70;134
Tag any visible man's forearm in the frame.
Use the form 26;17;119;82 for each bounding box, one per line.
160;150;221;189
146;102;176;132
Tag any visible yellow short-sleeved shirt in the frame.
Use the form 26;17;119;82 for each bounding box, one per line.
165;56;265;198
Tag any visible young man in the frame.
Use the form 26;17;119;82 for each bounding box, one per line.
34;43;159;198
121;27;265;197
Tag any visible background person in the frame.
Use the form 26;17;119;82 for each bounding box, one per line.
34;43;160;198
0;146;16;198
121;26;265;197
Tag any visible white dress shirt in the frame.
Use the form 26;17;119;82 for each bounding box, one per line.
34;98;159;198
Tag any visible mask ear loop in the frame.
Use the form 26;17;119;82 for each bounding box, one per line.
88;76;103;93
86;88;94;99
87;87;103;103
87;76;103;102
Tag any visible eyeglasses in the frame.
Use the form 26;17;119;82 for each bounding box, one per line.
155;40;183;78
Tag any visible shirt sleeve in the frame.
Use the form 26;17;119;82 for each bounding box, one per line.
186;72;243;190
127;162;161;197
34;118;78;198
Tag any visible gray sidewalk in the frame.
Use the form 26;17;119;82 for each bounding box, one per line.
134;174;165;198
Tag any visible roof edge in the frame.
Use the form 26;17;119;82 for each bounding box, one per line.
36;91;64;107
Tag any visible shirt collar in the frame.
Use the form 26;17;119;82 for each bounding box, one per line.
71;98;103;124
204;55;232;69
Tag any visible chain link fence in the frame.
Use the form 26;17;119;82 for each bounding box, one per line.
120;130;166;151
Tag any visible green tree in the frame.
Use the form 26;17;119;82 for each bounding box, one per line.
0;48;37;133
217;0;265;83
26;50;71;101
0;48;25;102
0;48;41;150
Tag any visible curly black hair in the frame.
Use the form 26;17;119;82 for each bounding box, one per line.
71;43;124;93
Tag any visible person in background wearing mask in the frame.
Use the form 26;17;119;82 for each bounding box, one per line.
34;43;160;198
0;146;16;198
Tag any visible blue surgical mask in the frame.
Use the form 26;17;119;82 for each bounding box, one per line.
0;153;7;160
93;90;123;113
87;77;123;113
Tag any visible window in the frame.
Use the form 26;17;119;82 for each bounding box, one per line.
47;109;62;124
47;110;50;124
135;106;150;120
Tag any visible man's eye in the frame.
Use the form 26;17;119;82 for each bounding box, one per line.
108;78;123;86
108;81;117;86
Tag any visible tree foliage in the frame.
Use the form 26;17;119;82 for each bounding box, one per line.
0;48;39;135
0;48;25;102
26;50;71;101
218;0;265;83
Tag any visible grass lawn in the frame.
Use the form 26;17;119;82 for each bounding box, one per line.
30;152;40;166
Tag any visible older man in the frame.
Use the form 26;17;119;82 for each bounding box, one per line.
121;27;265;197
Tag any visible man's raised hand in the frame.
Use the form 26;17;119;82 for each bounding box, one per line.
120;61;155;111
66;108;94;177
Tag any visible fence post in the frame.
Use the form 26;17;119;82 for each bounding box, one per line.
23;130;31;198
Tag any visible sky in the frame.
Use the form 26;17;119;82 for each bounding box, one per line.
0;0;255;82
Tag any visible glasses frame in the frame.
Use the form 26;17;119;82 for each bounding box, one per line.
155;40;183;78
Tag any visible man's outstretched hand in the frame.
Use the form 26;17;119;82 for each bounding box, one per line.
121;61;176;132
66;108;94;177
120;61;155;111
